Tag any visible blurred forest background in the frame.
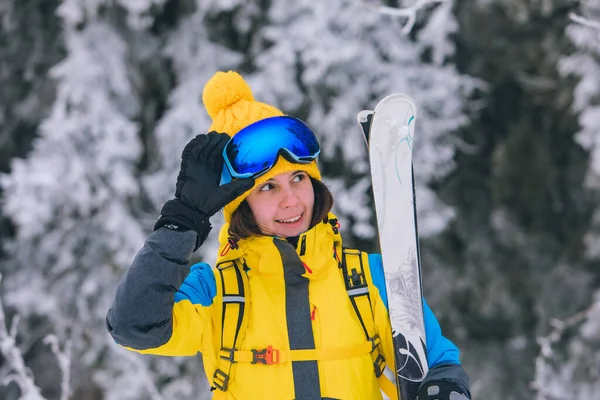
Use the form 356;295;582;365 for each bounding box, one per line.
1;0;599;399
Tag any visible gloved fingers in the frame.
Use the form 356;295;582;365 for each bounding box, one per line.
178;135;206;184
214;177;255;204
183;134;209;161
417;379;470;400
184;132;213;162
197;131;225;162
175;137;202;197
206;133;230;174
174;177;185;199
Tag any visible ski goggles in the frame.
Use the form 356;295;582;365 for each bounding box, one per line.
220;116;320;185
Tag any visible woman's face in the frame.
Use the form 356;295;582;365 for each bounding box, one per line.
246;170;314;238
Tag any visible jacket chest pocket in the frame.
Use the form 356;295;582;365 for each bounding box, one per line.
310;302;322;346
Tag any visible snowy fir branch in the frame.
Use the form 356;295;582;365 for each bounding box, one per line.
364;0;447;34
43;335;72;400
569;12;600;32
0;274;73;400
532;305;595;399
118;349;164;400
0;274;46;400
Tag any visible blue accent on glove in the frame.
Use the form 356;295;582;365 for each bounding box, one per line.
368;253;461;368
175;263;217;306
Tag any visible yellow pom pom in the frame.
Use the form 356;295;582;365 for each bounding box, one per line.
202;70;285;136
202;71;255;120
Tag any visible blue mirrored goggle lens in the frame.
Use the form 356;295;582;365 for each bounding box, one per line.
223;116;320;178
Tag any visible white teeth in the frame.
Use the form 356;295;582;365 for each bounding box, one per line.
278;215;301;223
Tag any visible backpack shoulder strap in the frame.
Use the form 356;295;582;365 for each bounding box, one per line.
337;247;386;376
338;246;399;400
211;258;250;394
339;248;375;336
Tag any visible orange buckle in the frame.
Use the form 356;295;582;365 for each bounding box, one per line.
251;345;280;365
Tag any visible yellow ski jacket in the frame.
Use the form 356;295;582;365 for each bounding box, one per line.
107;215;465;399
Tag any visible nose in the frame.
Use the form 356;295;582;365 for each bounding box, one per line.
279;183;299;208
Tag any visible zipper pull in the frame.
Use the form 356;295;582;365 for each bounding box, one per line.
300;235;307;256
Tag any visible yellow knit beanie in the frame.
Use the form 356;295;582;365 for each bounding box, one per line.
202;71;322;222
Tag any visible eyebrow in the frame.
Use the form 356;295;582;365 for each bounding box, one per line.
264;170;305;183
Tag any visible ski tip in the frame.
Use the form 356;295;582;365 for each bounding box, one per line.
373;94;417;119
356;110;374;146
357;109;374;124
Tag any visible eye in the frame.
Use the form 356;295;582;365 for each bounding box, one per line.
260;183;274;192
292;173;307;183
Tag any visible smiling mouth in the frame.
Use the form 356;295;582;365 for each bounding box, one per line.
276;213;303;224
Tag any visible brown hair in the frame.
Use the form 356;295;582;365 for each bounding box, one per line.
228;177;334;241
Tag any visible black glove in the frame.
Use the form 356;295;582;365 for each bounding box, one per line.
155;132;255;248
417;379;470;400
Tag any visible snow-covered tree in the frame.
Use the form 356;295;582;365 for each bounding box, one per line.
561;1;600;258
147;0;476;255
533;293;600;400
532;2;600;399
142;2;248;264
1;0;474;398
239;0;475;248
0;1;202;398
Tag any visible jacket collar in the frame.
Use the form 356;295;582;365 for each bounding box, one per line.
216;213;342;278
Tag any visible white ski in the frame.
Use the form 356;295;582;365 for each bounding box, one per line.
358;94;428;400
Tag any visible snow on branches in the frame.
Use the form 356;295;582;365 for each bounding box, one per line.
533;295;600;400
532;7;600;398
0;275;71;400
362;0;447;34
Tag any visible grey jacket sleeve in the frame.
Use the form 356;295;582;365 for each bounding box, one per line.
106;228;197;350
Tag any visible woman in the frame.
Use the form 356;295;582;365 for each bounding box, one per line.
107;71;471;400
